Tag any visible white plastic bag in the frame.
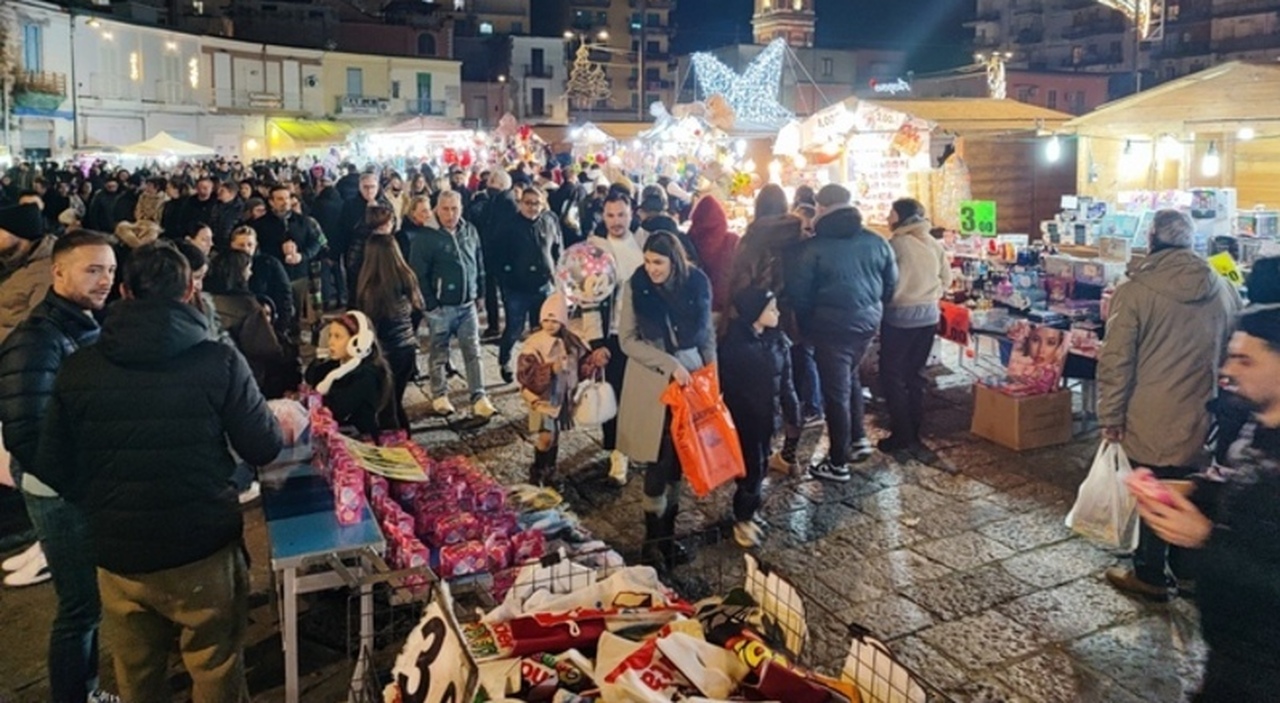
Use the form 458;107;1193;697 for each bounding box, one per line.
573;376;617;427
1065;441;1140;550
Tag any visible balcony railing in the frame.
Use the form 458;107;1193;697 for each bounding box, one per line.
1150;39;1212;58
14;70;67;96
569;0;611;7
630;21;670;32
1061;50;1125;67
85;72;131;100
1011;1;1043;14
627;78;673;90
629;0;673;7
149;79;192;105
404;98;447;115
523;64;554;79
1060;17;1128;38
1212;33;1280;54
1014;28;1045;43
337;94;391;115
209;89;301;110
1213;0;1280;18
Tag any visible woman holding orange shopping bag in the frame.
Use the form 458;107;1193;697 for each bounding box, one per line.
617;231;716;571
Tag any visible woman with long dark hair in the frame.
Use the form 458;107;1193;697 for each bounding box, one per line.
357;233;424;430
617;230;715;570
206;250;288;397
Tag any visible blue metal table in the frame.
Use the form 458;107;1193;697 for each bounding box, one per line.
262;445;385;703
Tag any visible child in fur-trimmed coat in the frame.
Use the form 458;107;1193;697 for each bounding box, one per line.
517;292;610;485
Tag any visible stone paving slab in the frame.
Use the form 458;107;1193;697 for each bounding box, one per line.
0;341;1211;702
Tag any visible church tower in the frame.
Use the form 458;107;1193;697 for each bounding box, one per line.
752;0;815;48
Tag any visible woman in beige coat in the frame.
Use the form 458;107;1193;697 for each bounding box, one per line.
616;231;715;570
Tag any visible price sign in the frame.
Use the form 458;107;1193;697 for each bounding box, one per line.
391;584;477;703
959;200;997;237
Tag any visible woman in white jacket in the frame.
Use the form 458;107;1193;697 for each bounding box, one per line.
879;199;952;453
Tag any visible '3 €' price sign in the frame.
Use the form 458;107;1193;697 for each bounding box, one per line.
959;200;997;237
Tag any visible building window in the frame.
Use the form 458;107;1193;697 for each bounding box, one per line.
22;24;42;72
1071;45;1083;64
1109;40;1122;56
1047;89;1056;108
821;57;833;76
346;67;363;96
192;0;204;13
647;12;660;26
417;33;436;56
646;40;660;54
793;0;804;9
479;22;493;35
391;80;400;99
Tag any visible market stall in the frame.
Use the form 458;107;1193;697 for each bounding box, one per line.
779;97;1074;233
266;118;354;157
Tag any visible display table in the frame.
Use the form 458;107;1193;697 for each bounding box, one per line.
262;445;386;703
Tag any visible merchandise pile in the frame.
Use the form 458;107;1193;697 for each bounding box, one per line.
381;553;929;703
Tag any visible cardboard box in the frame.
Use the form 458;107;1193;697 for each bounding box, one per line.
970;384;1073;451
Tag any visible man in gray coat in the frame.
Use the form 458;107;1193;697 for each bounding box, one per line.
1098;208;1240;600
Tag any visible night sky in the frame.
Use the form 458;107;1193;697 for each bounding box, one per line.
671;0;974;72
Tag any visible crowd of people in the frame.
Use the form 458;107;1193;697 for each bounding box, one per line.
0;152;1275;702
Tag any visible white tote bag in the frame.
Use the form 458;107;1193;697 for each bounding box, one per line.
1065;441;1140;551
573;374;617;427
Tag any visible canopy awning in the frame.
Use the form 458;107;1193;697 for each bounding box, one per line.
269;118;353;145
120;131;217;157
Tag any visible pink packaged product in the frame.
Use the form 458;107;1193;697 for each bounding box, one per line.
432;511;482;546
485;534;511;571
439;540;487;578
484;510;520;538
510;529;546;564
377;429;409;446
333;472;367;526
392;480;424;504
366;473;390;502
471;483;506;513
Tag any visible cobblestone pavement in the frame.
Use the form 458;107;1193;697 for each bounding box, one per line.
0;340;1206;702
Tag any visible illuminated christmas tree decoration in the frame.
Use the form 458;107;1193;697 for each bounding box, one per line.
691;38;794;128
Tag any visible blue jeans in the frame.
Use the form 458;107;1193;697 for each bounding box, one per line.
426;304;486;400
25;492;102;703
498;288;547;370
813;332;875;466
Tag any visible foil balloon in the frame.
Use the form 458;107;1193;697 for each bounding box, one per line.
556;242;618;306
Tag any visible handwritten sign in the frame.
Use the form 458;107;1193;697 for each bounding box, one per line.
960;200;997;237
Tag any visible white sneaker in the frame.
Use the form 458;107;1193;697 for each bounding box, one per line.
432;396;457;416
733;521;763;548
608;450;629;485
2;542;42;572
472;396;498;419
238;480;261;505
89;690;122;703
3;548;50;587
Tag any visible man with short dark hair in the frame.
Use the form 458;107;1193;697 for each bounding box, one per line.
637;184;700;265
178;176;218;233
787;184;897;482
208;180;243;248
34;241;283;703
496;185;561;384
0;230;118;701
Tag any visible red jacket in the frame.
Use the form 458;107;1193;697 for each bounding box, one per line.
687;196;739;312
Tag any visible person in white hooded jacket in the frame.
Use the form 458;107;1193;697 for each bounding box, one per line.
879;198;951;453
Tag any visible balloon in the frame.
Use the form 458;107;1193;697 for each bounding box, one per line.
443;148;458;165
556;242;618;306
518;125;533;141
459;151;473;168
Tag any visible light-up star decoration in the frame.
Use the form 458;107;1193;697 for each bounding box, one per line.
1097;0;1159;39
691;38;794;129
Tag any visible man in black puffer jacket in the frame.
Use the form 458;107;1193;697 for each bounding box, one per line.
785;185;897;483
0;230;116;702
496;186;561;383
34;241;283;703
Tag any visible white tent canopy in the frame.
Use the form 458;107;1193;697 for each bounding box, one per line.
120;131;217;157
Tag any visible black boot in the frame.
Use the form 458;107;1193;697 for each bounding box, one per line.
529;449;549;485
659;504;693;569
641;511;667;569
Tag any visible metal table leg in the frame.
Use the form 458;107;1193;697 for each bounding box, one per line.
283;566;299;703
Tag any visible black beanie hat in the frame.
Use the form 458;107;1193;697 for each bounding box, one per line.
1246;256;1280;305
733;287;775;325
0;203;44;241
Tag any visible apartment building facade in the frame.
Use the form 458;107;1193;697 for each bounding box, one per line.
566;0;678;119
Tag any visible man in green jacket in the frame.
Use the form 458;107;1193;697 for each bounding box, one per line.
409;190;495;419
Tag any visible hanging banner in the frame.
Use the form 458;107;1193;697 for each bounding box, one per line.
959;200;997;237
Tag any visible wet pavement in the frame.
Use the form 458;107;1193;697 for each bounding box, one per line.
0;341;1207;702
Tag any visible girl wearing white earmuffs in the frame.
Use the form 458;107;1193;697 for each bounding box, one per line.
305;310;397;437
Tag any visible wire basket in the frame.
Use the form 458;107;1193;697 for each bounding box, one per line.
341;526;953;703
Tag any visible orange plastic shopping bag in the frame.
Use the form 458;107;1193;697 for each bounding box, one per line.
659;365;747;497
